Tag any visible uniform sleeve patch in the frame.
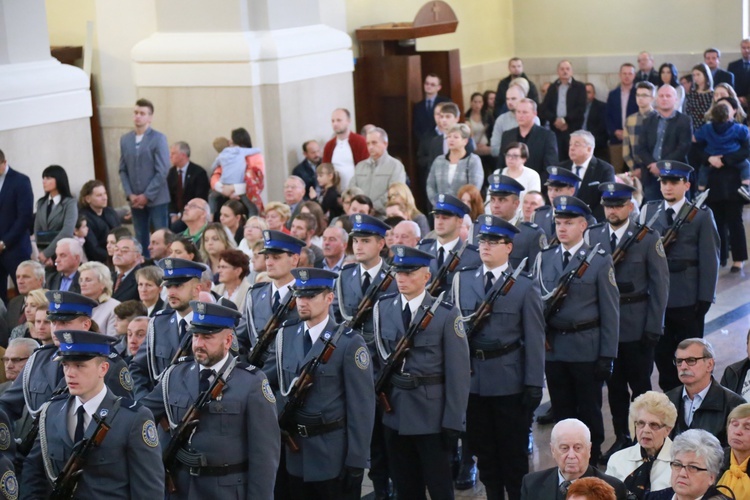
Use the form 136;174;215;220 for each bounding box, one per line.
355;346;370;370
120;367;133;392
539;234;547;249
454;316;466;338
0;424;10;452
608;268;617;287
656;238;666;258
142;420;159;448
262;378;276;403
0;470;17;500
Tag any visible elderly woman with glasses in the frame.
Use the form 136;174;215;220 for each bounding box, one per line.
606;392;678;498
718;403;750;498
645;429;733;499
426;123;484;201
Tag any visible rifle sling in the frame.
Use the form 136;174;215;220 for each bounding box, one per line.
469;339;523;360
546;318;600;334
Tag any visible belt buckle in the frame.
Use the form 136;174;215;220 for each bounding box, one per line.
189;466;201;477
297;424;309;438
474;349;486;360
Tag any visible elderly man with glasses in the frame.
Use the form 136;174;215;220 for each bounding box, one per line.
664;338;744;446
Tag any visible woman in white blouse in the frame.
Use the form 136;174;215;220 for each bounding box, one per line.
78;261;120;336
485;142;541;214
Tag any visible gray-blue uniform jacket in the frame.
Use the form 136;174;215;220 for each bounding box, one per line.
640;201;720;308
141;357;280;500
537;244;620;362
586;220;669;342
374;293;470;434
533;205;597;243
129;308;183;399
510;220;547;271
236;282;299;354
268;317;374;482
24;389;164;499
417;238;482;295
0;345;133;423
335;260;398;373
452;265;545;396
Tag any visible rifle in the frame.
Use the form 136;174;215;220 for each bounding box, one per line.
247;293;297;368
169;331;193;367
347;267;396;330
543;243;601;351
546;236;559;249
661;189;709;252
17;387;69;457
611;210;660;266
49;399;119;500
428;243;470;296
277;323;348;452
163;357;238;493
375;292;445;413
463;258;527;340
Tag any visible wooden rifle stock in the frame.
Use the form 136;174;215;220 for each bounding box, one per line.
247;295;297;367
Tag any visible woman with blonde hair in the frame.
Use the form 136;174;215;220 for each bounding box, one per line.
238;216;267;260
78;261;120;336
263;202;292;234
387;182;430;236
718;403;750;497
10;289;48;341
200;222;237;280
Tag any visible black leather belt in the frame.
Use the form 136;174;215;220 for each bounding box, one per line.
547;318;600;334
391;373;445;390
470;339;523;360
620;294;648;305
176;450;248;477
294;418;345;438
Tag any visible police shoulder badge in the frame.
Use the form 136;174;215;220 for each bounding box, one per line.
608;268;617;287
355;346;370;370
454;316;466;338
262;378;276;403
0;470;17;500
142;420;159;448
120;367;134;392
656;238;666;258
0;424;10;451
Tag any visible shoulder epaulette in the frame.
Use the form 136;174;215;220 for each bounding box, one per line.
35;344;56;352
521;221;539;229
251;281;271;290
280;318;303;328
50;392;69;402
588;222;606;230
177;355;193;363
458;264;481;273
341;262;357;271
439;299;455;309
119;398;142;412
542;245;559;253
236;361;257;372
153;308;172;317
379;292;399;301
418;238;436;246
597;248;606;255
534;205;550;212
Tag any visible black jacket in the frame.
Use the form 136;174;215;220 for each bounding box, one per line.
635;111;693;168
46;270;81;294
112;265;141;302
666;378;745;446
413;95;450;140
721;358;750;395
80;206;119;264
167;161;209;215
497;125;559;180
291;159;319;199
521;465;628;500
539;78;588;132
728;59;750;98
558;157;616;222
495;73;540;117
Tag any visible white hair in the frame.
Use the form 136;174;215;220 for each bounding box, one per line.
570;130;596;149
671;429;723;476
8;338;39;356
18;260;45;284
397;220;421;238
551;418;591;446
56;238;83;259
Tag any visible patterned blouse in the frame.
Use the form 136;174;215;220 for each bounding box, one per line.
684;91;714;130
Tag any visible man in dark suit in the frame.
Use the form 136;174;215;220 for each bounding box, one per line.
704;48;735;88
635;85;692;202
112;236;142;302
497;98;558;183
558;131;616;222
494;57;540;116
605;64;638;171
0;150;33;304
539;60;587;161
46;238;82;293
635;51;661;85
413;73;450;140
584;83;610;162
167;141;209;233
520;419;628;499
728;39;750;108
291;140;322;199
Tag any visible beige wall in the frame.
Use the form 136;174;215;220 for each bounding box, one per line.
45;0;95;46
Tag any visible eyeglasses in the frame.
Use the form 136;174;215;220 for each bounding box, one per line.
635;420;667;431
114;248;137;254
184;203;203;210
478;239;509;247
670;461;709;474
2;357;29;364
673;356;708;367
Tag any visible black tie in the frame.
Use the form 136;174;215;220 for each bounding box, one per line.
402;305;412;330
361;272;371;295
74;406;86;443
559;480;572;498
665;207;675;226
272;291;281;313
199;369;213;393
575;165;583;179
610;232;618;253
437;247;445;268
563;251;571;268
484;271;495;294
303;329;312;356
46;199;53;219
179;319;187;340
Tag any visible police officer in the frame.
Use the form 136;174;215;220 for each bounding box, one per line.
0;409;18;499
25;330;164;498
639;161;720;391
533;166;591;243
452;215;544;500
142;301;280;499
236;230;304;358
334;214;397;500
536;196;619;464
374;245;470;500
417;194;481;296
587;182;669;463
271;268;374;499
486;175;547;270
129;258;205;399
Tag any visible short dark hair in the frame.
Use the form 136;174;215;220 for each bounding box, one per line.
172;236;203;263
135;98;154;114
585;82;596;92
504;142;529;160
41;165;73;199
294;212;318;233
231;127;252;148
302;140;316;153
219;249;250;279
0;149;5;163
704;47;721;58
636;81;656;94
351;194;374;211
425;73;442;84
440;102;460;118
620;62;635;71
114;300;148;320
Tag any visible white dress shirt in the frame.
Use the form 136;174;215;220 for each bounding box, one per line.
67;384;108;441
